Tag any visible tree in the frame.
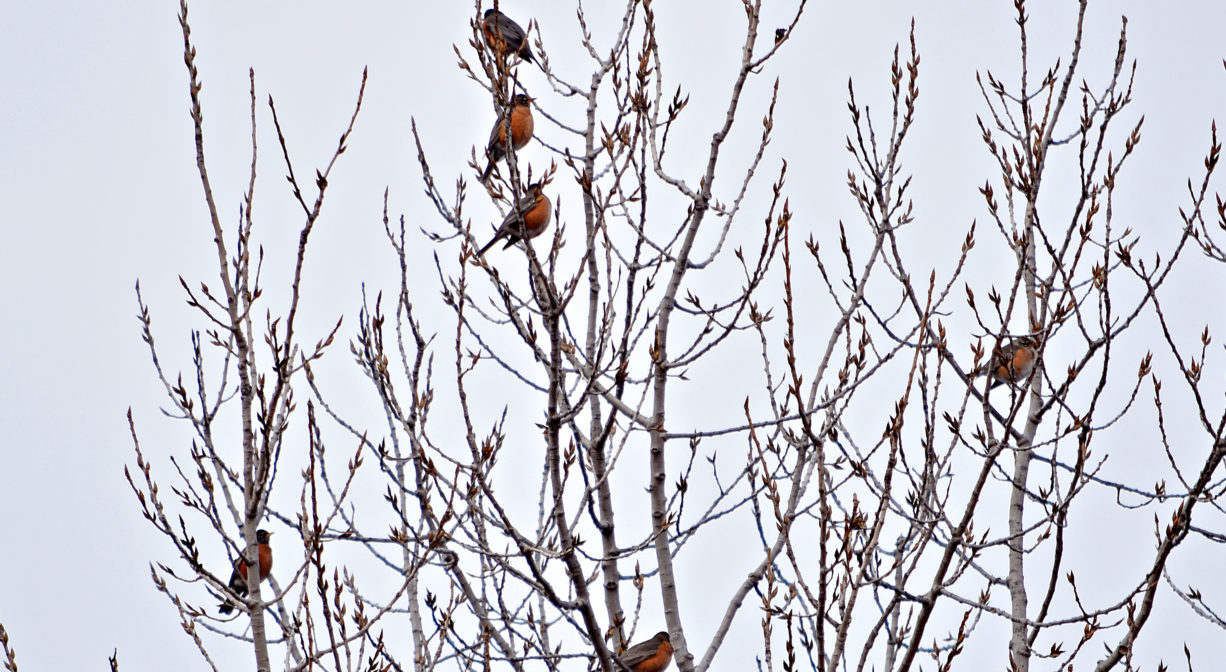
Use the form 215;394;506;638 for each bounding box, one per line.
122;1;1226;670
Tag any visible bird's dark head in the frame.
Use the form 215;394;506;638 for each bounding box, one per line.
654;631;670;643
513;93;533;107
483;9;497;19
256;529;272;543
526;173;555;193
1016;335;1040;348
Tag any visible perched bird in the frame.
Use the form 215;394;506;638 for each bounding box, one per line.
618;632;673;672
480;93;534;183
219;529;273;615
482;9;535;63
478;182;552;255
775;28;787;44
977;336;1039;388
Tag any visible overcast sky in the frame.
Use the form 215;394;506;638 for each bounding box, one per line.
3;1;1226;670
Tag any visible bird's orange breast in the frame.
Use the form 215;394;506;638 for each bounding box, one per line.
990;343;1036;383
1011;346;1035;372
522;195;551;235
482;21;500;47
632;641;673;672
496;105;533;149
257;543;273;577
235;543;273;580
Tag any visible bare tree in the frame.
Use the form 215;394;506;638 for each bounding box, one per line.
128;1;1226;671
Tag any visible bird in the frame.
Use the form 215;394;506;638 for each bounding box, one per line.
618;632;673;672
478;182;552;255
480;93;534;183
482;9;535;64
977;336;1039;388
218;529;273;615
775;28;786;44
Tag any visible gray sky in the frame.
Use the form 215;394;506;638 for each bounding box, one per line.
3;1;1226;670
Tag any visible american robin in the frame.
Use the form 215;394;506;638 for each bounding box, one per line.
482;9;535;64
218;529;273;615
480;93;534;183
478;182;552;255
977;336;1039;388
775;28;786;44
618;632;672;672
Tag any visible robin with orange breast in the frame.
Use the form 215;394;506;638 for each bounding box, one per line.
218;529;273;615
478;182;552;255
618;631;672;672
977;336;1039;388
483;9;535;64
480;93;534;183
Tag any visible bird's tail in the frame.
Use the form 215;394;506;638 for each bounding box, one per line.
219;601;235;615
480;160;495;184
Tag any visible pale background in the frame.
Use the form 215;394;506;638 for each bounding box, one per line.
2;1;1225;670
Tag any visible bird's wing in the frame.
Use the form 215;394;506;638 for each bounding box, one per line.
497;15;527;44
487;105;518;149
227;555;249;590
517;190;539;212
491;191;536;231
619;640;656;667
